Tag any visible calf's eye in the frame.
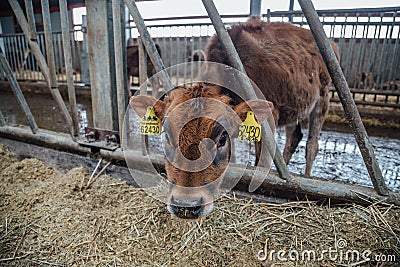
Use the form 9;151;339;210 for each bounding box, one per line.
217;131;228;148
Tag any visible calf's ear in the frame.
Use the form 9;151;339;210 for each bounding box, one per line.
129;95;166;120
233;99;278;125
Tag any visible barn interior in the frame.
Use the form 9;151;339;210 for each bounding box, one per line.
0;0;399;266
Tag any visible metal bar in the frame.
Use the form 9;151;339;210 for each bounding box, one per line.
289;0;295;22
86;0;118;130
1;125;400;206
24;0;37;41
202;0;290;181
0;48;38;133
59;0;79;136
112;0;129;135
124;0;173;91
298;0;389;196
8;0;75;137
250;0;262;18
0;109;6;126
138;38;149;156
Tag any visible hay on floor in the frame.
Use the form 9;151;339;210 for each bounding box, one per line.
0;144;399;266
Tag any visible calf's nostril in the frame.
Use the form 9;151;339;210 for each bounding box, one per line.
169;196;205;219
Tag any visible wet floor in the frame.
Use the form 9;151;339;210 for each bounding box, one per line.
1;91;399;192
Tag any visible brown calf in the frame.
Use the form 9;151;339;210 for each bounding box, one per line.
130;18;338;219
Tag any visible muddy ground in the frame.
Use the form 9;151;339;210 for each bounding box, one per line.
0;144;399;266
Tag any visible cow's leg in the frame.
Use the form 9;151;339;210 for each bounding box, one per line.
283;122;303;165
305;91;329;176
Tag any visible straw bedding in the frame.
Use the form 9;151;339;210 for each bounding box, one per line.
0;144;399;266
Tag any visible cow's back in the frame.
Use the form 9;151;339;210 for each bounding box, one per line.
205;18;337;125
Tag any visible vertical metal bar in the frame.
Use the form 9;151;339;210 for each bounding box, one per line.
35;0;74;137
176;36;180;83
57;33;64;80
0;47;38;133
183;28;187;84
138;38;149;155
298;0;389;196
169;31;173;81
202;0;290;180
0;109;6;126
25;0;37;41
86;0;118;130
124;0;173;91
190;25;195;84
289;0;295;23
15;35;24;79
112;0;129;136
250;0;262;18
59;0;79;136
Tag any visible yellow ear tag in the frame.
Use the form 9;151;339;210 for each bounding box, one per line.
140;106;161;135
238;111;261;142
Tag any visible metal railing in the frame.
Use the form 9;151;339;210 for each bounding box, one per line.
0;30;83;83
1;6;399;108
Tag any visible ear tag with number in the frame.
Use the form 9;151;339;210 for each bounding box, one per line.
238;111;261;142
140;106;161;135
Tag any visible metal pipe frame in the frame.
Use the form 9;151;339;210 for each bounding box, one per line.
112;0;129;134
8;0;74;137
0;109;6;127
298;0;389;196
201;0;290;180
0;48;38;133
59;0;79;136
0;125;399;206
138;38;149;155
24;0;37;41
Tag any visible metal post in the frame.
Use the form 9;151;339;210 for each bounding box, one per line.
112;0;129;135
124;0;173;91
59;0;79;136
298;0;389;196
0;109;6;126
250;0;262;18
8;0;74;137
202;0;290;181
138;38;149;155
86;0;118;130
25;0;37;40
80;15;90;85
289;0;295;22
0;48;38;133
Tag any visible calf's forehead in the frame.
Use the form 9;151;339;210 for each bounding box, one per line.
164;99;230;141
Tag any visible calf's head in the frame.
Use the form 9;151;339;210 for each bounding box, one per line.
130;83;274;219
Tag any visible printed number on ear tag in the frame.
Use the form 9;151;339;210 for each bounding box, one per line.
238;111;261;142
140;106;161;135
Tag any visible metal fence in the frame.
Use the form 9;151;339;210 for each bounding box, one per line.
1;6;399;107
0;30;83;82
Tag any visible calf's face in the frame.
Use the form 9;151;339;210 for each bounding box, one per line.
130;84;274;219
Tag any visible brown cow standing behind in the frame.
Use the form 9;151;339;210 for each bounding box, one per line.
131;18;339;219
126;44;161;95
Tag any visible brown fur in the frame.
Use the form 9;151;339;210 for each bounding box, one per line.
203;18;339;175
130;19;339;218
